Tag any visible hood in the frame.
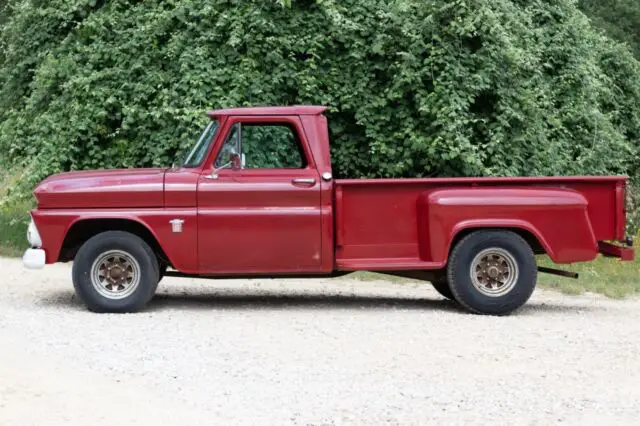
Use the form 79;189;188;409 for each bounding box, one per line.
35;168;166;209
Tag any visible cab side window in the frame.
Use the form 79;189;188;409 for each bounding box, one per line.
215;123;306;169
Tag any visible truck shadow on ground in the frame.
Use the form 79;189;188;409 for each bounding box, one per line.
148;293;600;315
37;288;598;315
148;292;464;313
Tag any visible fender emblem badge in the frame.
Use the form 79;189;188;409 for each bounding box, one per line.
169;219;184;233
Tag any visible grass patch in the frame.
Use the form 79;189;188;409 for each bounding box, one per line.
0;201;31;258
537;255;640;299
0;168;33;257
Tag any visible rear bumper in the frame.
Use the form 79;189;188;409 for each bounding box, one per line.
598;241;635;261
23;248;46;269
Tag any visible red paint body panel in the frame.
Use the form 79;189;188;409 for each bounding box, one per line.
196;173;323;273
335;177;627;269
208;105;327;118
299;114;335;272
31;208;199;272
164;168;198;208
35;168;164;209
423;188;596;264
29;106;633;277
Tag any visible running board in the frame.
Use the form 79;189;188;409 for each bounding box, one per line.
163;270;347;280
537;266;579;279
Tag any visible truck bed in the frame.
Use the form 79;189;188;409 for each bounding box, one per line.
334;176;627;271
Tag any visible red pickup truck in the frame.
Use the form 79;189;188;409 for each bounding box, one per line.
23;106;634;315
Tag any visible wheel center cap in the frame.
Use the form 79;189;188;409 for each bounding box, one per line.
110;267;123;279
487;266;499;278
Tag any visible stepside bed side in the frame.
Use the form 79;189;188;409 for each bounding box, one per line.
420;188;597;265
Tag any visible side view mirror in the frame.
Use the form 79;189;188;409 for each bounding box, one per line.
230;152;242;171
206;152;244;180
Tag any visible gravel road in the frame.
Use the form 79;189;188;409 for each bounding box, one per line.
2;257;640;425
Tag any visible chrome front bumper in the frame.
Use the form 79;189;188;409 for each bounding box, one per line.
23;248;45;269
23;215;45;269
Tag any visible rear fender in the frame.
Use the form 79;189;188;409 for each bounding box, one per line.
417;188;598;264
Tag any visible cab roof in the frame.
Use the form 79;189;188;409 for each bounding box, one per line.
207;105;328;118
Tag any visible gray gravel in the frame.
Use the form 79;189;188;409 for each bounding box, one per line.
2;257;640;425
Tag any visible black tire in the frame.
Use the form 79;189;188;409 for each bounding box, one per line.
431;277;454;300
158;261;168;282
447;230;537;315
72;231;160;313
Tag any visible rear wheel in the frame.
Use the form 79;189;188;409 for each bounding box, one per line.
72;231;159;313
447;230;537;315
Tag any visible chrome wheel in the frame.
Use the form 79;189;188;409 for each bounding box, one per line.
470;248;519;297
90;250;141;300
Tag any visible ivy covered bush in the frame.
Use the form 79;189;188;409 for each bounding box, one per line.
579;0;640;59
1;0;640;197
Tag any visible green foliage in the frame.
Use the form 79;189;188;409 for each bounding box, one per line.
242;124;304;169
537;254;640;299
0;0;640;222
0;199;31;256
579;0;640;59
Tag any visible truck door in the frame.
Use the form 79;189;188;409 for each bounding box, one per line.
196;115;323;274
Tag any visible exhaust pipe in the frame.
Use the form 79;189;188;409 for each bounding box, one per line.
537;266;579;279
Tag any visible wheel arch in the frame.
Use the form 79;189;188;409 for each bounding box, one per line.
447;221;553;261
59;218;170;266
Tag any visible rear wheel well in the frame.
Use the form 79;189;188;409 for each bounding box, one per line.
450;227;546;257
59;219;169;266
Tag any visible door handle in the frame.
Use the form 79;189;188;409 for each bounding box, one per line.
292;178;316;186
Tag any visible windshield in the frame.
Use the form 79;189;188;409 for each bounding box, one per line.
181;120;219;168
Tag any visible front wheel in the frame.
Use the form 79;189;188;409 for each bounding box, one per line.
158;261;168;282
431;277;454;300
72;231;160;313
447;230;537;315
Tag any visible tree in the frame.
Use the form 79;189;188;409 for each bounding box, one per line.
0;0;639;199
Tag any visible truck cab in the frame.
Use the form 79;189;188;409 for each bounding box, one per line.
182;106;335;274
24;106;634;315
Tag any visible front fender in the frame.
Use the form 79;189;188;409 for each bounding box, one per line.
32;208;198;273
417;188;598;264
